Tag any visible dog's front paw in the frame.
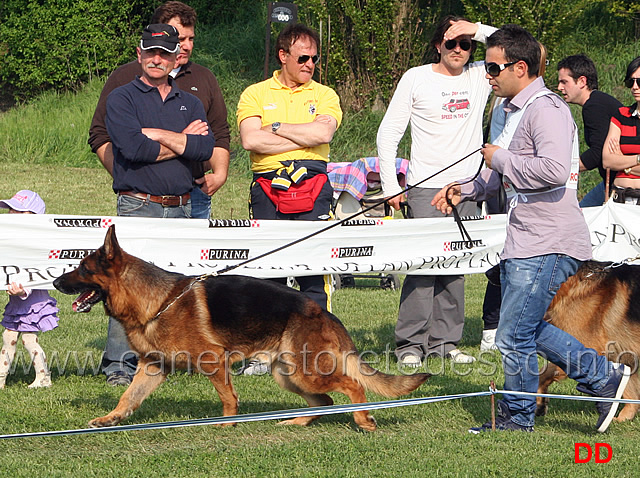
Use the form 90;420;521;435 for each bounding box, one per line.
534;398;549;417
215;422;237;428
358;415;377;432
88;414;122;428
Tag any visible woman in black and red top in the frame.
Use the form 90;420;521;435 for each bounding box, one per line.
604;56;640;204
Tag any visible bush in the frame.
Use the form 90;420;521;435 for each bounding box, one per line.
460;0;603;55
187;0;263;25
296;0;431;111
0;0;155;101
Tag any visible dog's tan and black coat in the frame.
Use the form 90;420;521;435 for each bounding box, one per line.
54;226;430;430
536;261;640;422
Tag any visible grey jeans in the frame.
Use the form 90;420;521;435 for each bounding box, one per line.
395;187;476;359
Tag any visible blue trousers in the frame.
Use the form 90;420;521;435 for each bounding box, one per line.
190;186;212;219
101;194;191;377
579;181;605;208
497;255;613;427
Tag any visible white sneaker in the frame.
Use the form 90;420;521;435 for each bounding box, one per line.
447;349;476;364
240;360;270;376
400;354;422;368
480;329;498;352
28;373;52;388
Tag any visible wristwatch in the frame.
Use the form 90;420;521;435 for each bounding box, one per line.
624;155;640;174
271;122;281;134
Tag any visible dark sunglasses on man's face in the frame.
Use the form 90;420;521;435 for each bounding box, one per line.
625;77;640;88
484;60;518;77
443;39;472;51
296;54;320;65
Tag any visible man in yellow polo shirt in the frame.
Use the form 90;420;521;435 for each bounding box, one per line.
238;23;342;319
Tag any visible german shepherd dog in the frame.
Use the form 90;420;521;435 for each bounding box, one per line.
53;225;430;430
536;261;640;422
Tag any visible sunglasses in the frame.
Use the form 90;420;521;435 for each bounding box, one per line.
625;77;640;88
295;54;320;65
485;60;518;77
443;39;472;51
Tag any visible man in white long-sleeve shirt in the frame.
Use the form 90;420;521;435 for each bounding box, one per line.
377;16;496;367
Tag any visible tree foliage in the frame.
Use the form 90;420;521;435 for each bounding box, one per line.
460;0;596;54
296;0;434;111
0;0;154;101
1;0;637;110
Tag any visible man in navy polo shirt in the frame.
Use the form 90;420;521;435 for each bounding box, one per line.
102;23;214;385
107;23;214;213
89;1;230;219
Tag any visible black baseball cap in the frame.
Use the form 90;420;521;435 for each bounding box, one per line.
140;24;180;53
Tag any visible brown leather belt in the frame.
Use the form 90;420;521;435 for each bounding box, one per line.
118;191;190;207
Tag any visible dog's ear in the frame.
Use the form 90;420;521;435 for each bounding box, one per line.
103;225;121;260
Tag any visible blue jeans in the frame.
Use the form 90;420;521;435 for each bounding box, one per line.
497;255;612;427
116;194;191;219
579;181;605;208
190;186;212;219
101;194;191;376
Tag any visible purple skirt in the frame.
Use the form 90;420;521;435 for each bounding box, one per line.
2;290;59;333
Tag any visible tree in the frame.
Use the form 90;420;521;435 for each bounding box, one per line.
297;0;432;111
0;0;154;101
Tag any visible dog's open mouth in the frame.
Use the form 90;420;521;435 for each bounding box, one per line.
72;290;102;313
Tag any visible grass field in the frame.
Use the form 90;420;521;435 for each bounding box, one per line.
2;7;640;474
1;163;639;477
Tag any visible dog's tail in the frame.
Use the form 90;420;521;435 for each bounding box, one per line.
344;353;430;398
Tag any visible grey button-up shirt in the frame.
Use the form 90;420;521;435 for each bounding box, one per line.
461;77;592;261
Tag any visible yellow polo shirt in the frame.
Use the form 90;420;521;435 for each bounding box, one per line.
237;70;343;173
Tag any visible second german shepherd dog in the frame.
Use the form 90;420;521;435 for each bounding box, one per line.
53;225;430;430
536;261;640;422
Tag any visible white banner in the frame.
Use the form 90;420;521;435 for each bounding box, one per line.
1;201;638;290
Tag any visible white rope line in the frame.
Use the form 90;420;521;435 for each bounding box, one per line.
0;391;490;440
1;388;639;440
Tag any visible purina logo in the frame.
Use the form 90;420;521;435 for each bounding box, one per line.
341;218;384;227
201;249;250;261
443;239;485;252
209;219;254;228
53;218;111;228
49;249;96;260
331;246;374;259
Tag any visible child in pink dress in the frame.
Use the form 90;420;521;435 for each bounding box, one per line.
0;190;59;388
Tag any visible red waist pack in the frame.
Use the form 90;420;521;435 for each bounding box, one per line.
256;174;327;214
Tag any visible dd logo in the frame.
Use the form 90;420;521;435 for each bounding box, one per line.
574;443;612;463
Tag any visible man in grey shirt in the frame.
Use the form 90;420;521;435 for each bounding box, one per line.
433;24;630;433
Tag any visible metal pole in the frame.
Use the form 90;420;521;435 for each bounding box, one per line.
264;2;273;80
490;380;496;431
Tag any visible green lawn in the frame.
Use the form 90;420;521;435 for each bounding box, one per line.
0;163;638;477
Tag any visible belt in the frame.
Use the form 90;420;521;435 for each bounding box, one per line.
118;191;190;207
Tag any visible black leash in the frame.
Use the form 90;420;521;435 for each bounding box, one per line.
445;153;487;249
150;148;484;320
214;147;483;276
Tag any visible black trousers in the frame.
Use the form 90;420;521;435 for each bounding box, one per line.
249;172;333;311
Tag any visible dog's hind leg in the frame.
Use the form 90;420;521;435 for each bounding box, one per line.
332;379;377;431
277;392;334;427
536;363;567;417
271;369;333;427
616;375;640;422
89;362;167;428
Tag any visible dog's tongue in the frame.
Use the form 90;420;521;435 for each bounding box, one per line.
72;291;95;313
